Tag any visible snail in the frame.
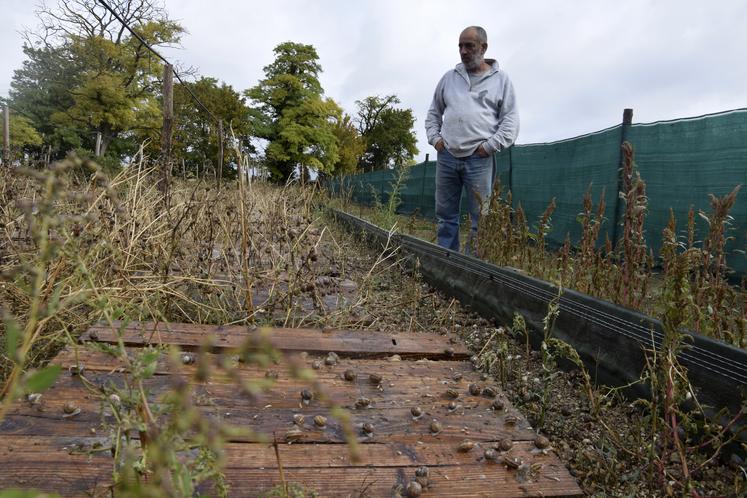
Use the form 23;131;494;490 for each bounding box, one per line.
301;389;314;404
468;383;481;396
369;373;383;385
405;481;422;497
534;434;550;449
355;397;371;409
444;347;455;357
480;373;489;381
285;426;304;442
265;370;279;379
482;386;498;398
313;415;327;427
457;440;476;452
181;353;195;365
492;399;505;411
63;402;78;414
343;369;357;381
504;414;518;426
311;360;322;370
415;466;429;478
293;414;305;426
445;388;459;399
484;448;498;461
362;422;374;435
498;438;513;451
429;421;442;434
452;372;463;382
410;406;423;418
447;401;458;412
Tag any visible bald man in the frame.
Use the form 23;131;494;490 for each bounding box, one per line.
425;26;519;254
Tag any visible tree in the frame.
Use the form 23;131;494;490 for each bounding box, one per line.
247;42;340;182
173;77;256;179
329;113;365;177
7;0;183;159
355;95;418;171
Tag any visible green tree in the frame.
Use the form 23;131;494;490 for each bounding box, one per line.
329;113;366;176
247;42;340;182
7;0;183;159
355;95;418;171
173;77;256;179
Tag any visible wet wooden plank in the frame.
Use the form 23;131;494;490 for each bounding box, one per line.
0;436;582;497
1;372;535;443
80;321;469;359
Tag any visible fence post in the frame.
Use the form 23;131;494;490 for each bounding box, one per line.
160;63;174;196
95;132;102;157
611;108;634;245
217;119;224;189
3;105;9;167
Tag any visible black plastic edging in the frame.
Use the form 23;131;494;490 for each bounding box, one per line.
331;209;747;429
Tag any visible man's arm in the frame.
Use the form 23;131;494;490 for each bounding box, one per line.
483;77;519;155
425;76;447;149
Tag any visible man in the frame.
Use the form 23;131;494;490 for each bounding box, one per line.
425;26;519;253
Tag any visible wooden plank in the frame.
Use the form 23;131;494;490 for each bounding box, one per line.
0;436;582;497
80;321;470;359
1;373;535;443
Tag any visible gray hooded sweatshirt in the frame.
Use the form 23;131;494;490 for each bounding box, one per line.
425;59;519;157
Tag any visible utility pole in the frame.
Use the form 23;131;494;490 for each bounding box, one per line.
160;64;174;198
3;105;9;167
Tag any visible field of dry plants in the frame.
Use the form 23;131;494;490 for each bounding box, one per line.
0;154;745;497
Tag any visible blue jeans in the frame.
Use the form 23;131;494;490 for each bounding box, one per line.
435;148;495;253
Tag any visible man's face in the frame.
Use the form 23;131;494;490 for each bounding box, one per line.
459;30;486;70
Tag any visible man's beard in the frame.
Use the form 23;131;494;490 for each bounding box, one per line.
462;54;483;72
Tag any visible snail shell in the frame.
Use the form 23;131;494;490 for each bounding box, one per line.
498;438;513;451
301;389;314;401
484;448;498;461
285;426;304;442
445;388;459;399
505;414;518;426
355;397;371;409
447;401;458;411
482;386;498;398
293;414;305;426
63;402;78;414
452;372;463;382
492;399;505;411
369;373;383;385
343;369;357;381
429;421;442;434
415;466;429;478
311;360;322;370
534;434;550;449
405;481;422;497
181;353;195;365
362;422;374;435
313;415;327;427
410;406;423;418
468;383;481;396
457;440;476;452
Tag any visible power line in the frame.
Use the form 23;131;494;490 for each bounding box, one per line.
95;0;220;124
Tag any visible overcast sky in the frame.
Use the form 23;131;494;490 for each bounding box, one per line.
2;0;746;161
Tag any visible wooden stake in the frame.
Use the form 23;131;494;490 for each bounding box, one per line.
95;132;102;157
217;119;224;189
3;105;9;167
160;63;174;196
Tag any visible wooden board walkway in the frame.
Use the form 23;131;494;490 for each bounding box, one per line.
0;321;582;497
